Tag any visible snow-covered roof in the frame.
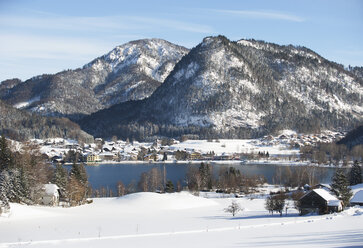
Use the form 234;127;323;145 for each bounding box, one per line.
312;189;340;206
43;184;59;195
351;190;363;203
327;200;341;207
99;151;115;156
315;183;331;189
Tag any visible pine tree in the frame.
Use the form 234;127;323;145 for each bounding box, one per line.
0;189;10;214
18;166;30;203
265;196;274;215
0;170;11;207
162;152;167;161
8;169;23;203
0;136;13;171
199;163;212;190
331;168;353;207
273;193;286;216
165;180;174;193
69;163;88;186
349;160;362;186
52;163;68;196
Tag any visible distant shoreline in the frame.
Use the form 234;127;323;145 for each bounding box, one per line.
81;160;340;168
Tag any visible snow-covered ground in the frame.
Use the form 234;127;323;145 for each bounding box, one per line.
169;138;299;156
1;190;363;248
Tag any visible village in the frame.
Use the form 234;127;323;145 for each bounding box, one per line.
30;130;345;164
2;130;363;248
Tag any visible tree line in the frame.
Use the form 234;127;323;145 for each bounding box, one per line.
0;136;89;214
301;142;363;165
92;163;266;198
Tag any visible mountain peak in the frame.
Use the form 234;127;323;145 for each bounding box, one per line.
79;36;363;140
1;39;189;119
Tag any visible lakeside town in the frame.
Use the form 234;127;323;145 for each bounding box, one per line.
23;130;346;164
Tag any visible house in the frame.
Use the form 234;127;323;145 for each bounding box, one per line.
313;183;332;191
99;152;117;161
350;190;363;206
144;153;157;161
51;155;64;163
41;184;60;206
190;151;202;160
87;153;102;163
303;184;311;191
214;152;233;160
299;188;342;215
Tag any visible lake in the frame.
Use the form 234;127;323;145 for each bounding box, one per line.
83;162;338;193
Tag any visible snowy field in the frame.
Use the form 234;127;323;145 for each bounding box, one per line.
169;138;299;156
1;190;363;248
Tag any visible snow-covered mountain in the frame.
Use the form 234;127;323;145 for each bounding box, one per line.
80;36;363;140
0;39;189;119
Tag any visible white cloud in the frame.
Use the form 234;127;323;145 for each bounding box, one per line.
211;9;305;22
0;14;213;34
126;16;214;34
0;33;115;81
0;34;112;60
0;11;214;81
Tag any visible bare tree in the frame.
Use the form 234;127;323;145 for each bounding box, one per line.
126;180;137;194
224;200;243;217
186;166;202;191
149;167;163;192
138;172;150;192
117;181;125;197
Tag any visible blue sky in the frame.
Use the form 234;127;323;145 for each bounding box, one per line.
0;0;362;81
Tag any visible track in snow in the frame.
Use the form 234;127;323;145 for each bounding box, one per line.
0;214;339;247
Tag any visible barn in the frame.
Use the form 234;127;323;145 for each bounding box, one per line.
299;188;342;215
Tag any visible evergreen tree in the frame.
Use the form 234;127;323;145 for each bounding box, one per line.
52;163;68;196
0;136;13;171
265;196;274;215
69;163;88;186
18;166;30;203
0;170;11;207
199;163;212;190
265;193;286;216
8;169;23;203
165;180;174;193
0;188;10;214
273;193;286;216
331;168;353;207
162;152;167;161
349;160;362;186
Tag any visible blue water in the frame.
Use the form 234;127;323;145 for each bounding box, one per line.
82;163;337;192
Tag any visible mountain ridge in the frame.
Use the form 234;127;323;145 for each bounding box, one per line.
0;38;189;120
79;35;363;140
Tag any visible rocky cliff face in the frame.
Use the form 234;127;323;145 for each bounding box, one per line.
0;39;188;120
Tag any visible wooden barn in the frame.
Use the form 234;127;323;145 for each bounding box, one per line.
299;188;342;215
